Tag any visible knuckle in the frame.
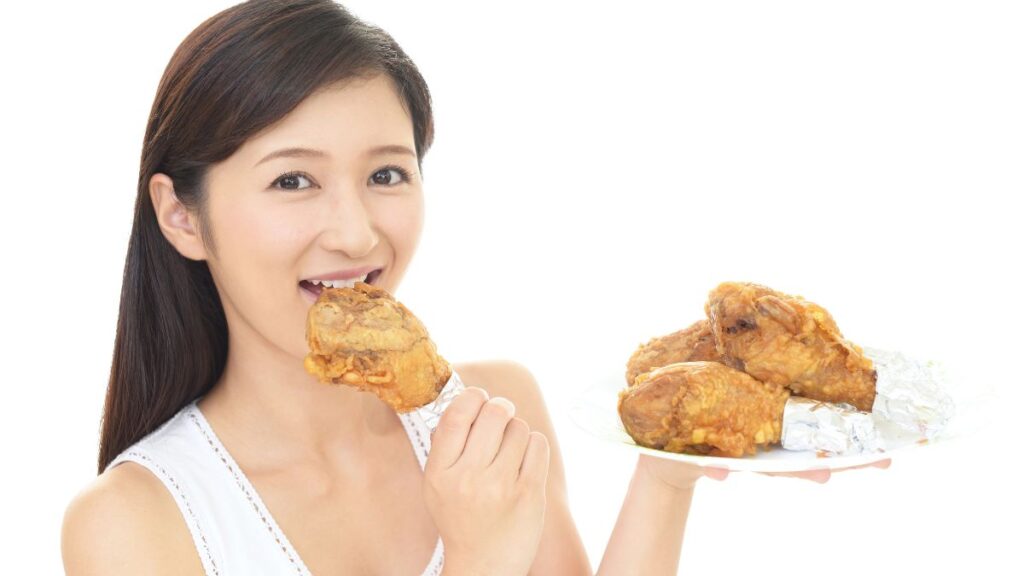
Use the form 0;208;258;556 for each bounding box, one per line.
507;417;530;437
460;386;490;404
449;389;487;415
482;397;515;420
517;476;546;499
437;413;469;435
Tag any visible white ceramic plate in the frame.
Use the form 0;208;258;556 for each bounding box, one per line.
568;349;993;472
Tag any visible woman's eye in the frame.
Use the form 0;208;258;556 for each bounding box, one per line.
370;166;411;186
272;172;314;190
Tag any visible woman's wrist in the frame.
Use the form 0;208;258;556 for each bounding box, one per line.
635;454;703;496
595;454;698;575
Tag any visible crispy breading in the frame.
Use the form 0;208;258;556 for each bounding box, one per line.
618;361;789;457
705;281;877;411
625;319;720;387
303;282;451;412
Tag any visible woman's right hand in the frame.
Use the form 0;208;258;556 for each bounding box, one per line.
423;386;550;576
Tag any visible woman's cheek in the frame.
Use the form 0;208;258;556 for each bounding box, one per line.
378;193;424;250
235;197;313;261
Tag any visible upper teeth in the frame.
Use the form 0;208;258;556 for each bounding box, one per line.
310;273;369;289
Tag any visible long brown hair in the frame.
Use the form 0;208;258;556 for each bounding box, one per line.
98;0;434;474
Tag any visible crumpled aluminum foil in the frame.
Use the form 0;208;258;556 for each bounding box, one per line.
779;347;955;456
412;368;467;433
782;397;884;454
864;346;955;440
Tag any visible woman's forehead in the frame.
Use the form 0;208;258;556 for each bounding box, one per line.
236;74;415;166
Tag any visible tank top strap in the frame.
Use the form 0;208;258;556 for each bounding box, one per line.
106;401;313;575
397;410;432;469
107;399;445;575
398;410;446;574
105;405;233;575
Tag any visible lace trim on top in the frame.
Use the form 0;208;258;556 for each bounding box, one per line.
190;401;444;575
400;412;446;575
111;448;221;576
187;404;310;576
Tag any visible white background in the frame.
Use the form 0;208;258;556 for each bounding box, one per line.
2;1;1021;574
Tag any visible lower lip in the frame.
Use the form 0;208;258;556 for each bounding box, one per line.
299;269;383;304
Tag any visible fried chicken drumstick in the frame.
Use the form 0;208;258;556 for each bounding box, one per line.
618;361;790;457
706;281;877;411
625;319;721;387
304;282;451;412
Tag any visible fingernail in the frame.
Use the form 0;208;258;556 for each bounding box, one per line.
491;397;515;415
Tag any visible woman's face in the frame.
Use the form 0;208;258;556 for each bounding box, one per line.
200;73;424;360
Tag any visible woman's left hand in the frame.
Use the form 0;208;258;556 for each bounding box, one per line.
757;458;892;483
635;453;730;491
637;453;892;489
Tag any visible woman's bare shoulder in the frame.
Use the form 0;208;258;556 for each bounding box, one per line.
61;462;204;575
453;360;544;407
452;360;556;442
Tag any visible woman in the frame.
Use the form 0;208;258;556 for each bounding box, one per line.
61;1;888;574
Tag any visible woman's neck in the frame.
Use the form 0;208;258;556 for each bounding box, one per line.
196;319;400;473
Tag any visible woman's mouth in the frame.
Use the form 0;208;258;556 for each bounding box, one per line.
300;268;383;301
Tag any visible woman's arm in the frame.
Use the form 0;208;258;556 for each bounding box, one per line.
461;360;889;576
462;361;721;576
596;455;715;576
596;449;891;575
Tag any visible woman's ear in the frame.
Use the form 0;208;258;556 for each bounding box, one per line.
149;173;209;261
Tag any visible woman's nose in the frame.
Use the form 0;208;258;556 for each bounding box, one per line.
317;188;379;258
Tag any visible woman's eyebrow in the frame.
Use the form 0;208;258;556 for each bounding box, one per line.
254;144;415;168
366;144;416;158
254;147;327;167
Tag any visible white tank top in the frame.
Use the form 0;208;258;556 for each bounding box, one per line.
105;398;445;575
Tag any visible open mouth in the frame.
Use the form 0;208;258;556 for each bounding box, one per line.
299;268;383;299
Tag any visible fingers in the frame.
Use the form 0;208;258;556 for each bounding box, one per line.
462;396;517;468
493;417;531;475
518;431;550;487
833;458;893;473
757;458;892;482
702;467;731;481
802;468;831;483
427;386;489;471
759;469;831;483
